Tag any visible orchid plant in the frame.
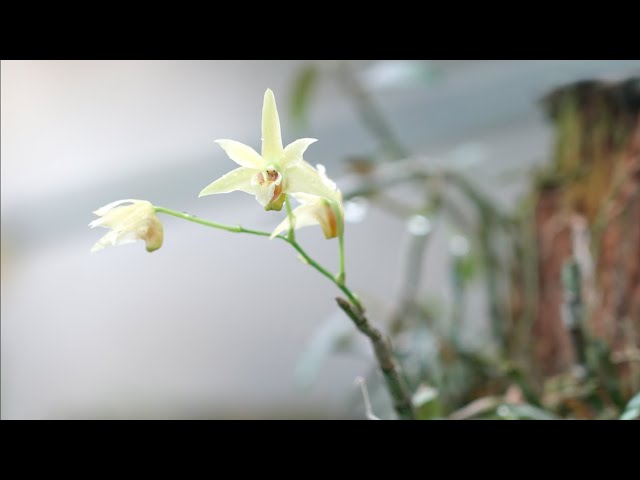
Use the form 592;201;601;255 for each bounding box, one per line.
89;89;415;420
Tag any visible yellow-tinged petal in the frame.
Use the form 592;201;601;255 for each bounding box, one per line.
282;138;317;168
215;139;264;168
199;167;255;197
261;88;283;162
284;161;340;202
90;199;154;228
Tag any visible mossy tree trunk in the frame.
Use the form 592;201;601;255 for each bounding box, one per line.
530;78;640;398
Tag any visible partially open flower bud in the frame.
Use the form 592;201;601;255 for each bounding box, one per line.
271;192;344;240
89;199;164;253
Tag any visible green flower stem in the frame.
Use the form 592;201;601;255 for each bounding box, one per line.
154;206;273;238
337;233;346;285
285;196;296;243
154;206;362;310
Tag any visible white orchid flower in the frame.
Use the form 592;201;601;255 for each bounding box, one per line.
199;88;336;211
271;164;344;240
89;199;163;253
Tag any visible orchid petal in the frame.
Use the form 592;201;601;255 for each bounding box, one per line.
199;167;255;197
284;161;339;201
282;138;318;168
91;201;152;229
261;89;283;162
270;203;323;238
93;199;142;217
215;140;264;168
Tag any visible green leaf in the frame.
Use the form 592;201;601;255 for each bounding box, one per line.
454;253;479;285
290;65;320;126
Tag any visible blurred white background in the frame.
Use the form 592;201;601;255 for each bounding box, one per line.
2;60;639;419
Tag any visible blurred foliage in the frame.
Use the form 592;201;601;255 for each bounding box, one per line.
290;62;640;420
290;65;320;128
620;391;640;420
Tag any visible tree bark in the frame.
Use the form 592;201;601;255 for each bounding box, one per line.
529;78;640;396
